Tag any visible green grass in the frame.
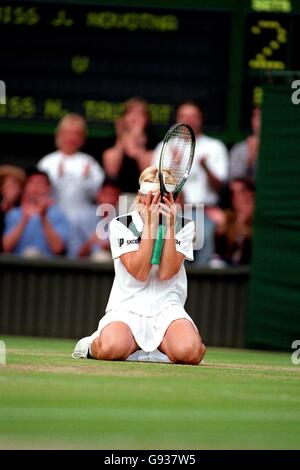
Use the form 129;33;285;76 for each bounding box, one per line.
0;336;300;450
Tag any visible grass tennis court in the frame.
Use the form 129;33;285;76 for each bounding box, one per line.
1;336;299;450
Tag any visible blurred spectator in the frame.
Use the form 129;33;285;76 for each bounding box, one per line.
2;169;69;257
38;114;104;224
102;97;157;209
229;107;261;181
0;165;26;251
206;178;255;266
69;180;120;261
153;100;229;265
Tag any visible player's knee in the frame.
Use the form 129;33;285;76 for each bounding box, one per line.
97;337;129;361
173;340;205;365
190;341;206;365
99;339;119;360
199;343;206;362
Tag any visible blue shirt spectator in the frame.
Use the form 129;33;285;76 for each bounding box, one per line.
2;168;69;257
4;205;69;257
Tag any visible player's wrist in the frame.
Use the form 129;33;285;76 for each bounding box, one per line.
165;224;175;237
143;221;157;240
166;213;175;227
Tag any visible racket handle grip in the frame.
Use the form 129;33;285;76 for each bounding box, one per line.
151;225;165;265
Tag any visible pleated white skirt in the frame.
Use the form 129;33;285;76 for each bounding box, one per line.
91;303;197;352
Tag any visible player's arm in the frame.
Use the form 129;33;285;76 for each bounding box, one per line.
158;194;184;281
121;237;154;282
120;192;160;282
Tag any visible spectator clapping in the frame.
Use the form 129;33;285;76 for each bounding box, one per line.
2;168;69;257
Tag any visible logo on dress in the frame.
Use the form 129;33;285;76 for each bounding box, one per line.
118;238;124;247
127;238;140;245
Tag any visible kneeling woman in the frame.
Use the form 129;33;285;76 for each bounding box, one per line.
73;167;206;365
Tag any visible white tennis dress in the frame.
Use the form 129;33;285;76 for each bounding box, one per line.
90;210;198;352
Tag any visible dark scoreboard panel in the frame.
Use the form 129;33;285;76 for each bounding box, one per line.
0;0;300;142
0;2;230;134
243;10;300;126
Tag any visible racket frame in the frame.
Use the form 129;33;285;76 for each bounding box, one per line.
150;123;195;265
158;122;195;201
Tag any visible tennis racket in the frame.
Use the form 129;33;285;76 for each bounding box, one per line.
150;123;195;265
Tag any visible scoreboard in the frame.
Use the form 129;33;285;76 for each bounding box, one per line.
0;0;300;143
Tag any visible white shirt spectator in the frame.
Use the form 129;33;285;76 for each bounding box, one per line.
38;151;104;223
153;134;228;205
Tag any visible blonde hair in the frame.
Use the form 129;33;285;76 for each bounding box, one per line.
131;166;176;212
139;166;159;185
139;166;176;186
55;114;87;148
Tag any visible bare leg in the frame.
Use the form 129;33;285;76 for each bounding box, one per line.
91;321;139;361
159;319;206;365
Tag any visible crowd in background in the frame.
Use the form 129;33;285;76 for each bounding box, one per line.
0;98;260;267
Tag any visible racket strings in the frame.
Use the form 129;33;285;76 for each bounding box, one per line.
162;126;193;188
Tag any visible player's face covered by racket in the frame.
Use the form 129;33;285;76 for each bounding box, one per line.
139;190;177;241
158;192;177;231
138;191;161;239
151;123;195;264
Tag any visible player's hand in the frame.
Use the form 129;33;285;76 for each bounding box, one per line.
160;193;176;228
141;191;160;237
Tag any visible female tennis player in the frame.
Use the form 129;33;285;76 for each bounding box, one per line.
73;167;206;365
